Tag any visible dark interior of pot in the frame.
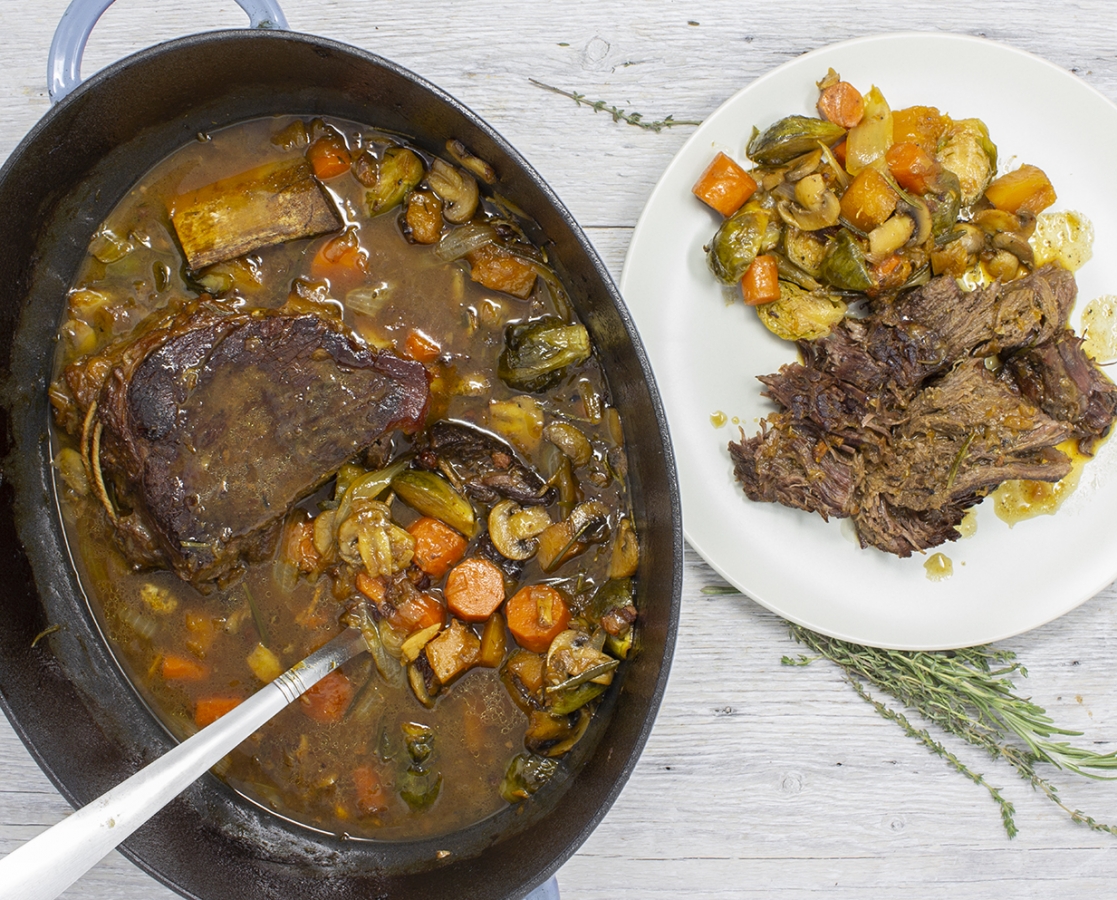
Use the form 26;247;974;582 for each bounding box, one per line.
0;29;680;900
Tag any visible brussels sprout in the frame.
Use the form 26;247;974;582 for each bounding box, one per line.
366;146;424;215
782;227;829;278
818;229;873;292
498;316;591;392
500;753;558;802
927;170;962;238
398;765;441;810
937;118;997;207
391;469;477;537
755;281;847;342
746;115;846;166
706;207;780;285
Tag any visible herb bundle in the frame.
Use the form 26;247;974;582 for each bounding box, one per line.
783;622;1117;837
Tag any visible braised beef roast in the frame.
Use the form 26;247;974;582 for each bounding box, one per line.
731;264;1117;557
55;298;429;586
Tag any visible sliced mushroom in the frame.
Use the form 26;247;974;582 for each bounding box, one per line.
488;498;553;560
867;213;915;262
428;158;479;224
446;139;496;185
992;230;1035;268
777;174;841;231
543;421;593;467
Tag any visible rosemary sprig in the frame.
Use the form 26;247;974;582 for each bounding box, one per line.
785;622;1117;836
528;79;702;132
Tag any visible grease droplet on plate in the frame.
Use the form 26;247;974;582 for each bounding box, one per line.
924;552;953;581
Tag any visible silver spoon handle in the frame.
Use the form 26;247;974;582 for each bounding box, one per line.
0;627;367;900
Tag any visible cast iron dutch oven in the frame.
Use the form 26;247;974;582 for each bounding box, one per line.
0;1;682;898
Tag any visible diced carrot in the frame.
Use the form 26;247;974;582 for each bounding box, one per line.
444;557;506;622
506;584;571;654
691;152;758;217
407;516;467;578
740;254;781;306
466;244;537;299
299;669;354;723
840;167;898;232
309;230;367;292
194;696;242;728
390;592;447;634
984;164;1057;215
817;81;864;129
831;139;847;168
403;329;442;365
352;765;389;815
282;513;321;576
885;142;942;195
306;133;352;180
356;571;388;604
162;653;209;681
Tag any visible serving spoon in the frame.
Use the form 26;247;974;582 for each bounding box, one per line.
0;626;369;900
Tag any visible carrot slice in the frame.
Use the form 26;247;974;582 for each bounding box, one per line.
444;557;506;622
740;254;781;306
194;696;241;728
506;584;571;653
162;653;209;681
408;516;468;578
352;765;389;815
691;152;758;217
817;81;864;129
299;669;354;723
309;230;367;291
306;133;352;180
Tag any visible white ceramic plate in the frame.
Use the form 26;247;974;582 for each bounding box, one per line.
621;32;1117;649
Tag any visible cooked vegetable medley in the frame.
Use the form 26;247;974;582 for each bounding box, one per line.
694;72;1117;557
50;116;639;839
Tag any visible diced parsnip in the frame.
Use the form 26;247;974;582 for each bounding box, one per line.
867;214;915;262
691;152;758;217
170;158;341;270
246;642;284;683
466;244;538;299
400;622;443;663
424;618;481;685
141;583;177;615
843;86;892;175
478;612;508;668
840;167;898;232
985;164;1057;215
489;396;544;455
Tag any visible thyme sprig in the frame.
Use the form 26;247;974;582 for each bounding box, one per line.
528;79;702;132
785;622;1117;836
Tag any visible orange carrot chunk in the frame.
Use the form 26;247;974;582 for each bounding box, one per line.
352;765;389;815
390;592;447;634
740;254;781;307
404;329;442;365
408;516;468;578
306;133;352;180
506;584;571;654
299;669;354;723
194;696;242;728
885;142;942;196
444;557;506;622
691;152;758;217
817;81;864;129
162;653;210;681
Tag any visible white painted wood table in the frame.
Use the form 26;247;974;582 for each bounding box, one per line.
4;1;1117;897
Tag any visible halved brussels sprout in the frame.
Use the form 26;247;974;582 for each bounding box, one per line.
937;118;997;207
367;146;424;215
755;281;847;342
706;207;780;285
818;229;873;292
498;316;591;392
746;115;846;166
500;753;558;802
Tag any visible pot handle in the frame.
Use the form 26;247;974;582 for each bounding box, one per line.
47;0;290;104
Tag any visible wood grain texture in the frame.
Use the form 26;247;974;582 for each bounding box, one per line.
4;1;1117;898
